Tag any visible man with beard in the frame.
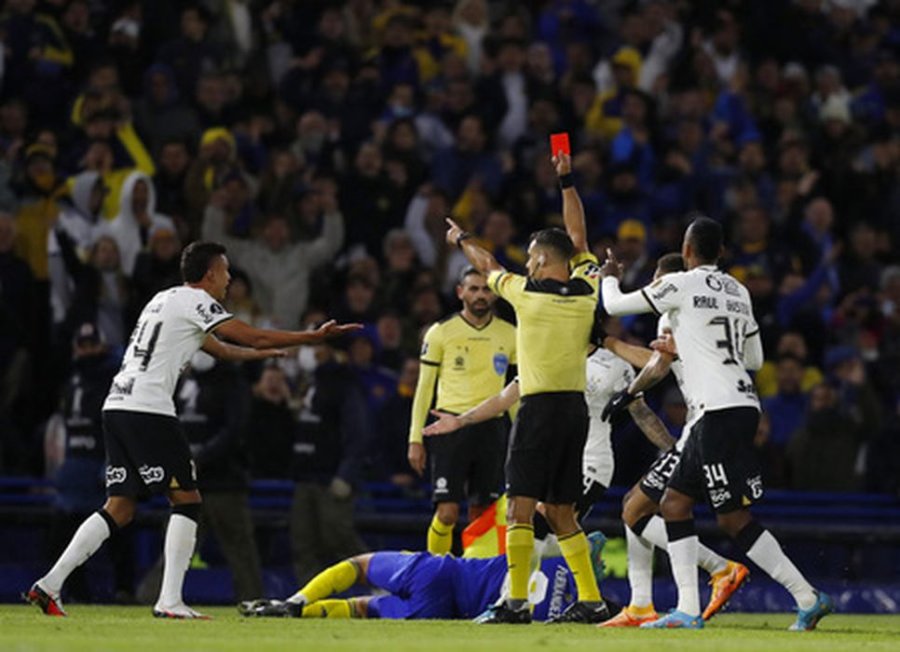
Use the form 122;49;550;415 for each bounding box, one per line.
408;267;516;555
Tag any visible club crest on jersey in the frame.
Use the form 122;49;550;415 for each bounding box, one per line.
493;353;509;375
195;302;224;324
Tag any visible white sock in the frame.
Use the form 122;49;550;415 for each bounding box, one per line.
746;529;816;610
625;526;654;608
637;515;728;576
155;514;197;609
668;536;700;616
41;512;112;595
287;592;307;605
697;543;729;576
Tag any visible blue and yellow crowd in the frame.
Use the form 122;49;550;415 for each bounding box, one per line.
0;0;898;505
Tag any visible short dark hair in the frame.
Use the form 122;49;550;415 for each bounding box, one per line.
530;228;575;262
458;266;484;286
685;216;723;263
656;253;686;274
181;241;226;283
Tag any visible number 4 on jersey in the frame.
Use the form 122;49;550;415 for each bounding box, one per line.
133;321;163;371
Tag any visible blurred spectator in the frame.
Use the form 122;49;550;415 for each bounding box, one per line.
347;328;398;416
378;356;420;486
156;3;222;99
761;354;810;450
104;171;176;277
47;323;132;601
174;352;263;601
431;114;503;202
756;331;825;399
203;190;343;329
152;139;192;232
615;220;654;292
248;364;295;480
133;65;200;159
131;226;182;307
290;337;369;585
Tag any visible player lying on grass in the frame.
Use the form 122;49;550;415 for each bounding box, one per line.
238;533;606;621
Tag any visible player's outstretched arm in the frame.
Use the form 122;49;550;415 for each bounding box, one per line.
603;335;654;369
213;318;362;350
202;334;288;361
423;380;520;436
444;218;503;275
600;248;658;315
552;152;588;253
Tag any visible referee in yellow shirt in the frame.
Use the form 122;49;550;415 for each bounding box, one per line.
444;152;609;624
408;268;516;554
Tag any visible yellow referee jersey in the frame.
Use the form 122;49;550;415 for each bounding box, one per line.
487;251;600;397
408;314;517;444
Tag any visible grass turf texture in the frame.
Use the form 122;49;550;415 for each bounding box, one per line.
2;606;899;652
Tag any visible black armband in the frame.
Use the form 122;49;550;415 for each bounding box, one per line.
559;173;574;189
456;232;473;248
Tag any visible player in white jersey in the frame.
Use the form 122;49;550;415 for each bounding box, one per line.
601;217;832;631
599;253;748;626
27;241;360;620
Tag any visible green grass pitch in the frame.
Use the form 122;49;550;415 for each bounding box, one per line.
2;606;899;652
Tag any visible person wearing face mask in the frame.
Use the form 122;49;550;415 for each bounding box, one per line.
48;323;135;604
138;350;263;603
290;333;371;586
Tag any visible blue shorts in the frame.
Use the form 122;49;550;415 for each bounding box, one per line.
366;552;457;619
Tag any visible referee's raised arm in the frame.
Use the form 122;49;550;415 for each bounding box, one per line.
444;218;504;274
552;152;588;254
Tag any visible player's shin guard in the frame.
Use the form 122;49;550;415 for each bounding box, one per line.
156;503;200;610
427;514;454;555
301;599;354;618
558;530;601;602
506;524;535;604
736;520;816;610
289;560;360;605
40;510;116;595
666;519;701;617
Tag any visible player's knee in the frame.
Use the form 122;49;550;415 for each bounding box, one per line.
435;502;459;525
506;497;535;525
169;489;202;507
659;491;690;520
717;510;751;538
544;504;577;535
102;497;136;527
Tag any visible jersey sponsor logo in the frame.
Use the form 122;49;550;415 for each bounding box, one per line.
736;379;758;398
434;477;449;494
453;355;465;370
138;465;165;485
651;282;678;301
69;435;97;450
420;341;429;356
726;300;750;315
110;378;135;396
583;263;600;280
693;295;719;309
493;353;509;375
106;466;127;486
709;487;732;509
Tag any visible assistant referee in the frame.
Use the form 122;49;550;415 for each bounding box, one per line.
408;267;516;555
444;152;609;624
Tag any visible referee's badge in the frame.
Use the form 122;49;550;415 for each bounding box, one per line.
493;353;509;375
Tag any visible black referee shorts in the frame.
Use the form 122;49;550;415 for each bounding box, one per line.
425;418;506;506
506;392;588;504
103;410;197;498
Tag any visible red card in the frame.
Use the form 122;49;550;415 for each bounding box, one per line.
550;132;571;156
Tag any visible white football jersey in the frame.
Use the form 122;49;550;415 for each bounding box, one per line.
103;286;233;417
583;347;635;486
628;265;761;412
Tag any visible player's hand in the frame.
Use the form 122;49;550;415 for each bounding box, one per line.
407;442;427;476
313;319;363;339
551;151;572;176
651;331;678;356
601;389;639;422
445;217;466;247
328;476;352;499
423;409;465;437
600;248;624;279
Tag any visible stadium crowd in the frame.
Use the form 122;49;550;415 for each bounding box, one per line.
1;0;899;558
